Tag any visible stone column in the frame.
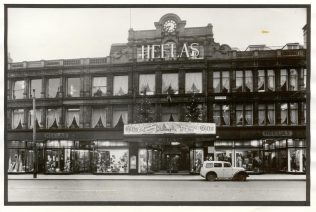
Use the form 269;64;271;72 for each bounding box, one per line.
179;70;185;94
41;77;46;98
155;71;162;95
24;78;29;99
23;108;29;129
106;106;113;127
107;74;113;95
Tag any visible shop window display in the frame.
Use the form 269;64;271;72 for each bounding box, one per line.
288;148;306;173
8;149;34;173
73;150;91;173
45;149;72;173
138;149;152;173
94;149;129;173
190;149;204;173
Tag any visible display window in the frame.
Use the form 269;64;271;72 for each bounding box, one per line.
190;149;204;173
235;150;263;173
8;148;34;173
138;149;152;173
94;149;129;173
288;148;306;173
73;150;92;173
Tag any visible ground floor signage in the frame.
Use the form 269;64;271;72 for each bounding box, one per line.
262;130;293;137
124;122;216;135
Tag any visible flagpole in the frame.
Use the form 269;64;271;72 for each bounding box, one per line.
32;89;37;178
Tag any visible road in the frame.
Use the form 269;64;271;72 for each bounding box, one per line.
7;179;306;202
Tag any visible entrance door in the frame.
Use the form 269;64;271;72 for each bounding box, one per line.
165;154;180;173
76;150;91;173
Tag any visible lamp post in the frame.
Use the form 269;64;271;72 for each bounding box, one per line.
32;89;37;178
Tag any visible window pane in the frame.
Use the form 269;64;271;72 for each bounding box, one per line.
267;70;275;91
289;69;298;91
113;110;128;127
222;71;230;93
267;104;275;125
258;70;265;91
139;74;155;95
47;108;61;129
222;105;230;125
258;104;265;125
94;149;129;173
213;72;220;93
280;69;288;91
290;103;298;125
48;78;61;98
245;104;253;125
92;77;107;97
28;109;42;129
66;109;80;128
92;108;107;128
114;76;128;96
67;78;80;97
281;103;288;125
213;104;221;126
162;73;178;94
13;80;25;99
245;71;253;92
185;72;202;93
12;109;24;129
236;105;243;126
236;71;243;92
30;79;42;98
162;106;179;122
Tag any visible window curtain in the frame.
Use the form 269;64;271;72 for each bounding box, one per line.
13;80;25;99
289;69;298;91
280;69;288;91
67;78;80;97
162;107;179;122
245;105;253;125
113;110;128;127
185;73;202;93
258;70;265;91
114;76;128;96
235;71;243;92
66;109;79;128
12;109;24;129
258;105;265;125
290;103;298;125
281;103;288;125
267;70;275;91
236;105;243;125
92;108;107;128
139;74;155;95
213;72;220;93
267;104;275;125
222;71;230;93
245;71;253;92
162;73;178;94
213;104;221;125
47;108;61;128
48;78;61;98
222;105;230;125
31;79;42;98
28;109;42;129
92;77;107;96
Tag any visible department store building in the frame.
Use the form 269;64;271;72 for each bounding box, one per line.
6;13;308;175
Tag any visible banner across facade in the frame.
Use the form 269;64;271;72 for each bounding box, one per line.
124;122;216;135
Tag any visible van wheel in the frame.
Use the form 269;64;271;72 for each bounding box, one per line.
206;173;216;181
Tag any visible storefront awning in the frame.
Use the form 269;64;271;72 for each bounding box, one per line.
124;122;216;135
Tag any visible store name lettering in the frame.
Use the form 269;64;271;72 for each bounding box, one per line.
140;43;200;59
262;131;293;137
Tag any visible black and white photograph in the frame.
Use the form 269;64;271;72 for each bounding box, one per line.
3;4;311;207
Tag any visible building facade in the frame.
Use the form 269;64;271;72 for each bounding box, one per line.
6;14;308;175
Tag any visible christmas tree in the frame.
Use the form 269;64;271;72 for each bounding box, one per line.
135;89;154;123
185;93;204;122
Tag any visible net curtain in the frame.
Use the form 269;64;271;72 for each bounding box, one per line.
114;76;128;96
112;110;128;127
12;109;24;129
281;103;288;125
139;74;155;95
222;71;230;92
92;108;107;128
245;71;253;92
47;109;61;128
92;77;107;95
258;70;265;91
66;109;80;128
222;105;230;125
213;72;220;93
29;109;42;128
13;80;25;99
267;70;275;91
185;73;202;93
162;73;178;94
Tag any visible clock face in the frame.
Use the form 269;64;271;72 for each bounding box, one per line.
163;20;177;32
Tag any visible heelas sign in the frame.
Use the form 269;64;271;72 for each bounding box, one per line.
140;43;201;60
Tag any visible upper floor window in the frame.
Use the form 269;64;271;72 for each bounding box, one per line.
112;108;128;127
289;69;298;91
92;108;107;128
303;69;307;89
258;70;265;92
92;77;107;97
161;106;179;122
113;76;128;96
46;108;61;129
28;109;42;129
235;71;243;92
48;78;61;98
290;103;298;125
280;69;288;91
30;79;42;98
213;71;230;93
281;103;288;125
258;104;275;126
139;74;155;95
245;70;253;92
162;73;178;94
66;108;80;128
302;102;306;125
13;80;25;99
67;78;80;97
258;70;275;92
235;70;253;92
267;70;275;92
12;109;24;129
236;104;253;126
213;104;230;126
185;72;202;93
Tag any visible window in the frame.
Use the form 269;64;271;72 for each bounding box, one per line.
113;76;128;96
46;108;61;129
185;72;202;93
161;106;179;122
281;103;288;125
258;104;275;126
112;109;128;127
303;69;307;89
258;70;265;92
48;78;61;98
224;163;231;167
91;108;107;128
236;105;243;126
222;71;230;93
162;73;178;94
213;72;220;93
205;163;213;168
28;109;42;129
94;149;129;173
302;102;306;125
213;104;221;126
12;109;24;129
67;78;80;97
235;71;243;92
13;80;25;99
214;163;222;168
280;69;288;91
30;79;42;98
245;104;253;125
267;70;275;91
139;74;155;95
213;71;230;93
245;70;253;92
290;103;298;125
92;77;107;97
267;104;275;125
222;105;230;126
289;69;298;91
213;104;230;126
258;104;266;125
66;108;80;128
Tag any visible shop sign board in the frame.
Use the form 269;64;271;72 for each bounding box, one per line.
262;130;293;137
124;122;216;135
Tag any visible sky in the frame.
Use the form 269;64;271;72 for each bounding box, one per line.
7;7;307;62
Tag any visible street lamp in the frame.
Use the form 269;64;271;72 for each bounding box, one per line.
32;89;37;178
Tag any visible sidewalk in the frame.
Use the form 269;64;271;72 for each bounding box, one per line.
8;174;306;181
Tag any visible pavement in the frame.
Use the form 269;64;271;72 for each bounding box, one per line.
8;173;306;181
